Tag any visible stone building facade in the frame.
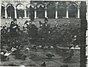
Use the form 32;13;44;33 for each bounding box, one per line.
1;0;81;19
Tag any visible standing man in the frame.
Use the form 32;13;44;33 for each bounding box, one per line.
9;18;20;37
25;19;38;43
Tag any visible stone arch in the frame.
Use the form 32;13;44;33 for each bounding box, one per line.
16;3;25;18
37;4;45;8
26;4;34;8
16;3;25;9
36;4;45;18
68;2;78;8
26;4;35;20
68;4;78;18
7;3;14;18
57;2;66;18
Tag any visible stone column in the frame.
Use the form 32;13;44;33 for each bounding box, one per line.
34;9;37;19
34;3;37;19
14;7;17;18
66;2;69;18
45;9;47;18
66;7;69;18
44;3;48;18
5;6;7;18
24;9;27;18
55;2;58;19
55;10;58;19
77;7;80;18
76;2;81;18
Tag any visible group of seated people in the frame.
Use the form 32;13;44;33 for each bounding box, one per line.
1;17;50;37
0;17;80;64
0;17;51;61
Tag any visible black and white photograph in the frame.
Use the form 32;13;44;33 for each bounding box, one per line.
0;0;88;67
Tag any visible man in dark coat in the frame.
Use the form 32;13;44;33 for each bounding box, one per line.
29;22;38;39
9;18;20;37
25;20;38;43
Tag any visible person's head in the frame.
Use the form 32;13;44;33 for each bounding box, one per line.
11;21;14;24
13;18;17;24
25;19;32;25
3;26;6;29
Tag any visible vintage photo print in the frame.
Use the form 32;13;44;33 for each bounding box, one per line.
0;0;88;67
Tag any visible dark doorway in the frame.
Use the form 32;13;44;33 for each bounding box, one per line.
47;3;55;19
17;9;24;18
68;5;78;18
16;4;24;19
26;6;34;21
58;4;66;18
7;4;14;18
1;6;5;18
37;5;45;18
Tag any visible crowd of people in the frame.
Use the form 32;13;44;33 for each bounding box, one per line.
0;17;80;66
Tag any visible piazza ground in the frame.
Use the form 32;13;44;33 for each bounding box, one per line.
0;48;80;67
